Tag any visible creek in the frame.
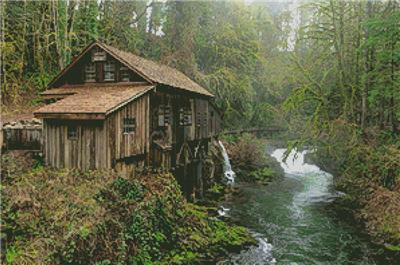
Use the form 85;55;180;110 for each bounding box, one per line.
219;148;394;265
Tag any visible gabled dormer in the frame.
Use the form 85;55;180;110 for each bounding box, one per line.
45;41;213;98
49;43;149;88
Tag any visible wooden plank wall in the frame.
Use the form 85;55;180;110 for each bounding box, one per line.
208;104;222;136
42;93;220;171
3;128;42;150
151;92;211;144
194;98;209;139
106;94;150;165
43;120;107;170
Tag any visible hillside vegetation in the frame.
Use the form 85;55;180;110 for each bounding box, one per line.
1;152;254;264
222;134;284;184
1;0;399;252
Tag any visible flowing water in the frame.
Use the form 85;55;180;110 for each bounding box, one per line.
219;140;236;184
219;148;396;265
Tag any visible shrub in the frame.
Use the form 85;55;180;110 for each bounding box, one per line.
311;120;400;247
1;153;255;264
222;133;283;183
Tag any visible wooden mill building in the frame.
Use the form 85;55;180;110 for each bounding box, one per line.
34;41;222;174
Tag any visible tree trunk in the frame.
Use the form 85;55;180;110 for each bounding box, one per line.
361;0;373;129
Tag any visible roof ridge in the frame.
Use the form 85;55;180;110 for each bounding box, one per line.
47;41;213;97
97;42;213;97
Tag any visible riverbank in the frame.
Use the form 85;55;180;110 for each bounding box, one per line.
1;151;255;264
306;142;400;255
219;148;399;264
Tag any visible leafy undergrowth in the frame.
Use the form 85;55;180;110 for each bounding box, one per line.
1;152;255;264
222;133;283;184
310;120;400;251
337;144;400;249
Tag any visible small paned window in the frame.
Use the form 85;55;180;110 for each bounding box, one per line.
123;117;136;134
68;126;78;140
85;63;96;82
179;107;192;126
92;51;106;62
158;105;171;126
196;112;201;127
120;66;130;82
104;62;115;81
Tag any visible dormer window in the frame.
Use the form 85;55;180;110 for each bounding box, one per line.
120;66;130;82
104;62;115;81
92;51;106;62
85;63;96;82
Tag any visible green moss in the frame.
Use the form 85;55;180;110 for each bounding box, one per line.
1;154;255;264
248;166;275;184
221;134;283;184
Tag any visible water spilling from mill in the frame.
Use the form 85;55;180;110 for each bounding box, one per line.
217;141;236;217
218;140;236;185
219;148;392;265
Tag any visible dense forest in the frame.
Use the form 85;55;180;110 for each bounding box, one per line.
1;0;400;262
3;0;398;130
2;0;292;129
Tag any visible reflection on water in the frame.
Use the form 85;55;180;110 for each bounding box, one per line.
219;149;393;265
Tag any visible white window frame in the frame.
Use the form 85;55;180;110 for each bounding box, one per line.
85;63;96;82
123;117;136;134
120;66;130;82
104;62;115;81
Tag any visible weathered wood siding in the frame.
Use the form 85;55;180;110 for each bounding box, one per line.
194;98;209;139
148;89;222;171
53;47;146;87
43;120;107;170
3;127;42;150
150;92;212;144
42;94;150;171
209;104;222;136
106;94;150;166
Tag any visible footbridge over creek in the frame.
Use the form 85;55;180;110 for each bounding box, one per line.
223;127;286;137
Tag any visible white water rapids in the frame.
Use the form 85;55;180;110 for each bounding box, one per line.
219;148;363;265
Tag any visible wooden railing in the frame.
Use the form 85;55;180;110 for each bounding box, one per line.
223;127;286;135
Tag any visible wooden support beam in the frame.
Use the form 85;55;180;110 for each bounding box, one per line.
35;113;106;120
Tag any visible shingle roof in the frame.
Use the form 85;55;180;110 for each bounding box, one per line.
41;87;91;97
34;85;154;115
98;42;213;97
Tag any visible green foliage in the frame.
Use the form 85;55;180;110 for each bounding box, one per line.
209;183;225;195
5;246;22;264
1;154;254;264
248;167;276;185
111;177;145;201
2;1;288;128
280;0;400;246
386;245;400;252
223;134;283;183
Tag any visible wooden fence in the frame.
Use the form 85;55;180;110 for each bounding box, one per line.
2;125;42;151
